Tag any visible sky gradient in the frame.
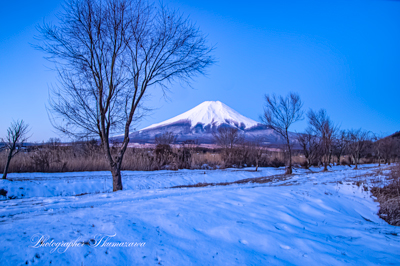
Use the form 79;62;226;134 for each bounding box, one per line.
1;0;399;141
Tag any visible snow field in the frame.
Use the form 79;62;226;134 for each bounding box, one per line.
0;165;399;265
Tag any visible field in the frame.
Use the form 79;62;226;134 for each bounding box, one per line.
0;165;399;265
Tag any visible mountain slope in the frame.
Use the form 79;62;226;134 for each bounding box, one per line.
122;101;287;146
142;101;259;131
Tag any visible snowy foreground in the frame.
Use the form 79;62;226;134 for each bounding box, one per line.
1;165;399;265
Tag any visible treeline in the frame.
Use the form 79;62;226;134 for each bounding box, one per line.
298;128;399;169
1;128;398;174
0;138;215;173
211;126;400;170
0;133;286;173
260;92;400;173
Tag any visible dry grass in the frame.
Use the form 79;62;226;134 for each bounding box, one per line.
0;145;226;173
172;173;291;188
190;153;224;169
1;142;379;174
0;146;159;173
371;164;400;226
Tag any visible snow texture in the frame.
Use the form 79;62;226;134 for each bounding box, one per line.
1;165;399;265
141;101;259;131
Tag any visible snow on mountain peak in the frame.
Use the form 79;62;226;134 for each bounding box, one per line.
141;101;259;131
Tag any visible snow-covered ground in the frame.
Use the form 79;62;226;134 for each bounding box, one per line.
1;165;399;265
1;167;287;199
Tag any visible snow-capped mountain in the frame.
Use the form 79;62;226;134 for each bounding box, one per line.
142;101;259;131
121;101;287;146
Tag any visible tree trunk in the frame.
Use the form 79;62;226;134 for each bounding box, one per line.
354;155;358;169
323;162;328;171
285;136;292;175
322;154;328;171
111;166;123;191
2;150;13;179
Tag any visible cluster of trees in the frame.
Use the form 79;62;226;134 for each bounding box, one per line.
152;133;200;170
263;92;400;174
211;127;266;170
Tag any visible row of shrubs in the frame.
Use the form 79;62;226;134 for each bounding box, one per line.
0;140;388;174
0;140;290;173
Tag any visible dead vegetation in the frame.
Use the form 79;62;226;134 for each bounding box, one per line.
0;135;395;174
172;173;292;188
0;139;294;173
371;164;400;226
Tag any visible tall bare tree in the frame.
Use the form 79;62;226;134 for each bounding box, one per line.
2;120;30;179
36;0;214;191
261;92;303;174
347;129;371;169
307;109;337;171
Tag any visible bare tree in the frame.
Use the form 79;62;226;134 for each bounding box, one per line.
380;136;399;165
297;129;320;169
212;127;244;165
332;130;348;165
2;120;30;179
347;129;371;169
36;0;214;191
212;127;244;150
261;92;303;174
307;109;337;171
246;136;265;171
372;133;384;166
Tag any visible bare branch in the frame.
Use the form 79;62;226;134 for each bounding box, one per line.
35;0;214;191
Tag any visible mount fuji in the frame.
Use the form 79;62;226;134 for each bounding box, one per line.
124;101;286;146
143;101;259;131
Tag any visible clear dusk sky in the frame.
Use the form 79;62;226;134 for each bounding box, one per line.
0;0;399;142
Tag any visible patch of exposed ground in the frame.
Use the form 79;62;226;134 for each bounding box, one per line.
172;173;292;188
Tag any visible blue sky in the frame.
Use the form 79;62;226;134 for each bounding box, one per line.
1;0;399;141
